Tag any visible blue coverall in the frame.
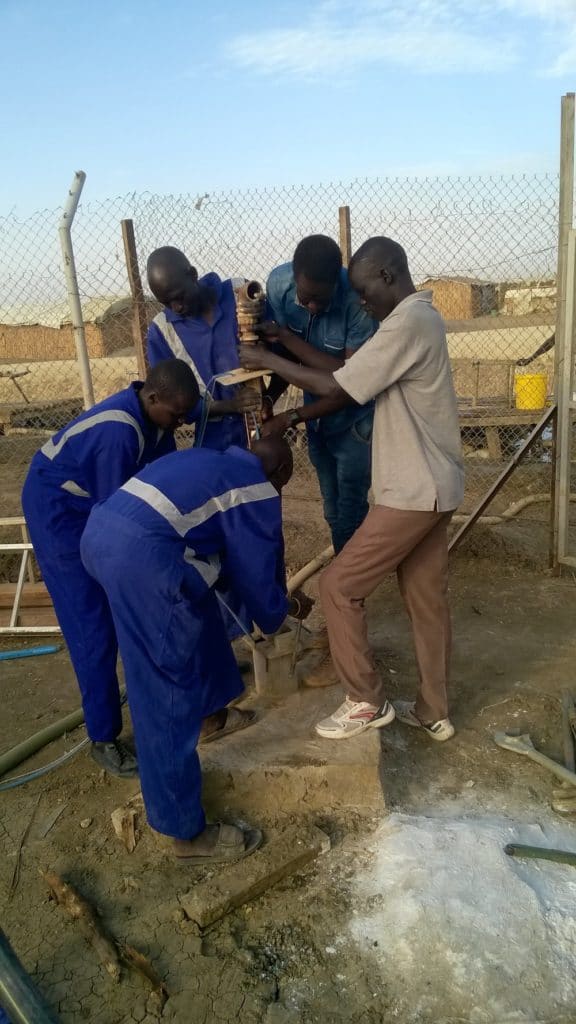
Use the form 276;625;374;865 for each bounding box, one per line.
146;273;248;450
80;446;288;839
21;384;176;742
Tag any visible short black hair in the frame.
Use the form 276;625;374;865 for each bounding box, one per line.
147;246;190;279
145;359;199;404
350;237;409;276
293;235;342;285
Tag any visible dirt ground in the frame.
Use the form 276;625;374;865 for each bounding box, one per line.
2;517;576;1023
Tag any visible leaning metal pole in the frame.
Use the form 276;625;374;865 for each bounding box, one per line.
58;170;94;409
0;928;61;1024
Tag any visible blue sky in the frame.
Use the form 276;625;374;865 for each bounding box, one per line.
0;0;574;215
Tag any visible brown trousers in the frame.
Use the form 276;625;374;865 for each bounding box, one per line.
319;505;453;722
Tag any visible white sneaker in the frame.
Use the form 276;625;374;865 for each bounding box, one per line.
315;698;395;740
393;700;455;742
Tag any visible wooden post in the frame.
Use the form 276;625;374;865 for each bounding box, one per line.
338;206;352;267
121;219;148;381
551;92;575;567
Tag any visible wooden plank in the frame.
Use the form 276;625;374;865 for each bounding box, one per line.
459;410;547;427
0;607;58;628
338;206;352;267
121;219;149;381
0;583;53;609
179;825;330;929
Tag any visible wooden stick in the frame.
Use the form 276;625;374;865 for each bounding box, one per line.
121;219;148;381
9;794;41;899
42;871;121;981
121;945;168;1011
338;206;352;267
42;871;168;1008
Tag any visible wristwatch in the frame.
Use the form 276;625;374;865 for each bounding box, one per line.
287;409;302;427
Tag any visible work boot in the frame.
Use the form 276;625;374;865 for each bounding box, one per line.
90;740;139;778
302;651;339;688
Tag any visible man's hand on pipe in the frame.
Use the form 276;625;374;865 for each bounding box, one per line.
239;343;273;370
287;589;315;620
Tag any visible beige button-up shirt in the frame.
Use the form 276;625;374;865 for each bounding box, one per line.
334;291;464;512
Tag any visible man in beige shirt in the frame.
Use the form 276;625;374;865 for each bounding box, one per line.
240;237;464;742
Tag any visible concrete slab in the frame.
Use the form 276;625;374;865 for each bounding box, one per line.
200;686;386;819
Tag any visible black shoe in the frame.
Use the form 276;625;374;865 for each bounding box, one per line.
90;740;139;778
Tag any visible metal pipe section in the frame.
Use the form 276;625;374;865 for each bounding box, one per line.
58;171;94;409
0;928;60;1024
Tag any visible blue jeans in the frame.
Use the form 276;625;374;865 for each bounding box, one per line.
307;413;372;553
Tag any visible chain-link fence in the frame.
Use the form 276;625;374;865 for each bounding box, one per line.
0;172;560;578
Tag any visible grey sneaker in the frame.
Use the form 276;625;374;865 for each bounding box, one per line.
90;740;139;777
393;700;455;742
315;698;395;740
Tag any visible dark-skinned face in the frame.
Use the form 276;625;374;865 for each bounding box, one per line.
349;260;396;322
142;390;195;431
149;263;201;317
294;273;336;316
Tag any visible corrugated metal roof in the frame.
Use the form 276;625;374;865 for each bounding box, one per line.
0;296;133;328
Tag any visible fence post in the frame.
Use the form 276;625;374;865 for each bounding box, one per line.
58;171;94;409
556;230;576;566
338;206;352;267
552;93;575;568
121;219;149;380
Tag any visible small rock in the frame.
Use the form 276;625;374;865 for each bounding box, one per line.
171;908;186;925
121;876;140;892
464;780;475;789
80;818;92;829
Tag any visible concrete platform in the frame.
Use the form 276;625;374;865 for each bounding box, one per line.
200;686;385;819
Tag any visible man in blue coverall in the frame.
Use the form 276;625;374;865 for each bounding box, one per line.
81;436;313;863
146;246;262;450
21;360;199;778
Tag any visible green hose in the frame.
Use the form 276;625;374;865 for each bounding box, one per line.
0;706;86;779
504;843;576;867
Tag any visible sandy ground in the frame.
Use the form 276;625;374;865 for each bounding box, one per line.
2;524;576;1023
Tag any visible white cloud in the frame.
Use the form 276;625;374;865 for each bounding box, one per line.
228;25;516;77
224;0;576;79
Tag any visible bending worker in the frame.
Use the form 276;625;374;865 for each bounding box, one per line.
241;237;464;742
146;246;261;449
21;360;199;778
81;438;312;863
